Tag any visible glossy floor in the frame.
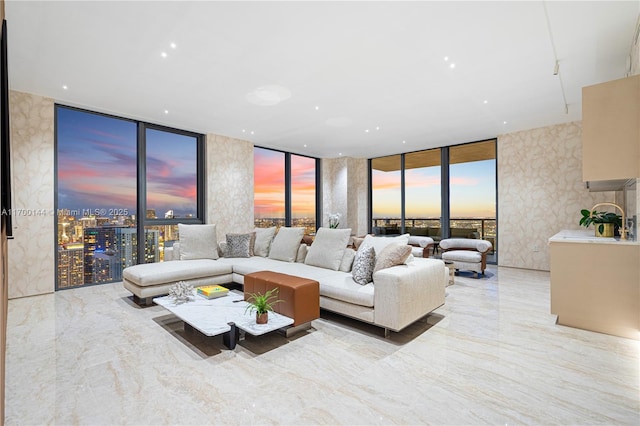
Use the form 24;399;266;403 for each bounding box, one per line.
6;267;639;425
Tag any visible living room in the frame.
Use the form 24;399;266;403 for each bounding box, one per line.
1;1;639;425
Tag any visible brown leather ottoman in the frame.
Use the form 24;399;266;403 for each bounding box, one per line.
244;271;319;330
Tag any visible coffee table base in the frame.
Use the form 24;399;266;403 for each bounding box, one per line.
185;322;240;349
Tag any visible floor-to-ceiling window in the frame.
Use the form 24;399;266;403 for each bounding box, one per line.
404;149;441;236
254;147;318;234
369;139;497;261
449;140;497;257
55;105;204;289
371;155;402;235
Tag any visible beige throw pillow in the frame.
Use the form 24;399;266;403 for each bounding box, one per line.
178;223;218;260
253;227;276;257
373;242;412;274
268;227;305;262
304;227;351;271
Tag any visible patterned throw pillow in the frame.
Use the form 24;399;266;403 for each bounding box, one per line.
225;233;252;258
352;244;376;285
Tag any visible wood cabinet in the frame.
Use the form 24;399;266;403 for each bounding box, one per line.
549;234;639;340
582;74;640;181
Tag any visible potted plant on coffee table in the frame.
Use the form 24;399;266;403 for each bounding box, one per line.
244;288;283;324
579;209;622;237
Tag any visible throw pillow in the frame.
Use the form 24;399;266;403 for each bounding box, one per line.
268;227;305;262
178;223;218;260
352;244;376;285
225;233;253;258
339;247;356;272
253;227;276;257
359;233;410;255
373;242;412;274
295;244;308;263
248;231;256;256
304;227;351;271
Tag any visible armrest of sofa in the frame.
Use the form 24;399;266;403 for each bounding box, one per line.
372;258;446;331
408;236;435;258
165;243;180;261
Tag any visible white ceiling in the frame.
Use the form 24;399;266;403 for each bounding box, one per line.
6;1;639;159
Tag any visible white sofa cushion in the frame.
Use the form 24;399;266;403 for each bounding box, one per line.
339;248;356;272
123;259;231;287
178;224;218;260
442;250;483;263
359;233;410;255
304;227;351;271
268;227;305;262
253;227;276;257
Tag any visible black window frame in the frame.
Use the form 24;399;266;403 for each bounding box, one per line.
54;104;205;290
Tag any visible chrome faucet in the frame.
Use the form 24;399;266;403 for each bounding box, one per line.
590;202;627;240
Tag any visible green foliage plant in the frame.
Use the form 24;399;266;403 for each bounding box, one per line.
244;288;283;315
579;209;622;235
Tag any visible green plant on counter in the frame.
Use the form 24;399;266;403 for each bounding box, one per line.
579;209;622;235
244;288;283;315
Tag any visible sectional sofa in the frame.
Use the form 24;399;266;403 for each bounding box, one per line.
123;225;447;334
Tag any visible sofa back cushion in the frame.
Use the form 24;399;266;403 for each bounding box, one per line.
304;227;351;271
253;227;276;257
359;233;410;256
178;223;219;260
268;227;305;262
339;248;356;272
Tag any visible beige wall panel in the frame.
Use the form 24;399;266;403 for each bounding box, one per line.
498;121;611;271
8;91;55;298
322;157;368;236
206;134;254;241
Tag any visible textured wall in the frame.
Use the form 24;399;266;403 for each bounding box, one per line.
206;134;254;241
322;157;368;236
497;121;611;271
8;91;55;298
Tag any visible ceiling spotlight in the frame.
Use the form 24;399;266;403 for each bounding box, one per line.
242;129;246;133
338;153;342;156
161;52;167;58
483;100;488;104
62;85;68;90
250;131;255;135
314;106;319;111
444;56;449;62
375;126;380;131
503;121;508;125
170;42;177;49
365;129;369;133
402;140;406;144
303;144;307;148
449;63;456;69
164;110;169;114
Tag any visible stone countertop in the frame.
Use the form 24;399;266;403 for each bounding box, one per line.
549;229;639;245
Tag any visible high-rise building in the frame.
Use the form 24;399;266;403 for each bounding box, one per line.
57;244;84;288
145;229;160;263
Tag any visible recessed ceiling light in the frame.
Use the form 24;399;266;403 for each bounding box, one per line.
303;144;307;148
242;129;246;133
250;131;255;135
314;106;319;111
449;63;456;69
402;140;406;144
161;52;168;58
338;153;342;156
483;100;488;104
444;56;449;62
503;121;508;125
62;85;68;90
170;42;177;49
164;110;169;114
364;129;369;133
375;126;380;131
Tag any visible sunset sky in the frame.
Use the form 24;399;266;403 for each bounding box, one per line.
373;159;496;218
57;107;197;217
254;148;315;218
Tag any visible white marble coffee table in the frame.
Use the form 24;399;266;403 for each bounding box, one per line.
153;291;294;349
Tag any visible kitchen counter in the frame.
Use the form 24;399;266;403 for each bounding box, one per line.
549;229;639;245
549;230;639;340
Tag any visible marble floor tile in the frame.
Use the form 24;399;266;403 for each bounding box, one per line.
5;266;640;425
